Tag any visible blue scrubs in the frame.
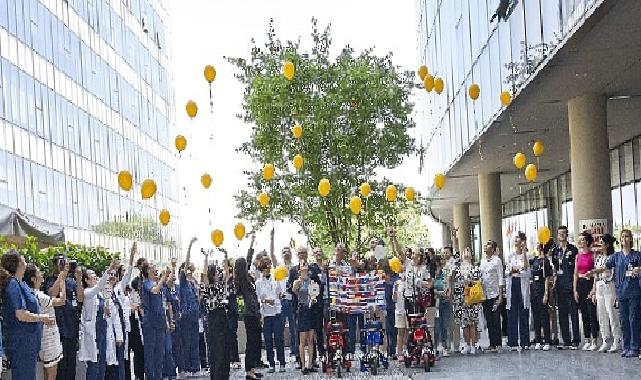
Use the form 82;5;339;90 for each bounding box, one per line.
163;284;180;379
179;272;201;373
2;277;42;380
86;295;107;380
605;250;641;354
142;278;167;380
44;275;80;380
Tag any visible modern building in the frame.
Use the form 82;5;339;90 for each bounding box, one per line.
416;0;641;254
0;0;180;260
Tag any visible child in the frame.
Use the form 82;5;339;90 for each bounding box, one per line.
393;270;407;360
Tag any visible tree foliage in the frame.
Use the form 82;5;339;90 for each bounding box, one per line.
91;213;176;248
228;19;421;254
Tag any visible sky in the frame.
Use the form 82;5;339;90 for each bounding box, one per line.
168;0;441;261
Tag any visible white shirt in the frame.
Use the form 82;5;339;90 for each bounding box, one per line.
505;252;531;310
394;280;406;315
256;276;284;317
480;255;505;300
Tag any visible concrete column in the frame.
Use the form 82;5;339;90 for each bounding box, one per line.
453;203;471;251
478;173;503;250
441;223;452;248
568;94;613;234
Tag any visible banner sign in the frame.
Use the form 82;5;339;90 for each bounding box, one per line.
327;265;386;314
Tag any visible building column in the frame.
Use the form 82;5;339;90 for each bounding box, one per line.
453;203;471;252
568;94;613;235
478;173;503;250
441;223;452;248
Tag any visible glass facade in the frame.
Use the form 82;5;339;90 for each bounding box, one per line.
0;0;179;261
501;137;641;254
417;0;602;172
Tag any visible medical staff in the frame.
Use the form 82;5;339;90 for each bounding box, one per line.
80;260;118;380
592;229;641;358
113;244;136;380
179;237;201;377
551;225;581;349
164;259;181;380
0;250;55;380
530;242;553;350
141;261;169;380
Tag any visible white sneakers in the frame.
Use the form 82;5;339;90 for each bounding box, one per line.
582;342;591;350
608;342;619;353
542;344;551;351
598;343;609;352
461;345;471;355
534;343;542;350
470;346;477;355
442;349;449;357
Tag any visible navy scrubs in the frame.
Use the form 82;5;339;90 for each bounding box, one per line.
142;278;167;380
179;272;201;373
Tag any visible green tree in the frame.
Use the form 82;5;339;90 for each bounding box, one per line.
91;213;176;248
228;19;419;254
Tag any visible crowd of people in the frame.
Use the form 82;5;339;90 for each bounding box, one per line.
0;225;640;380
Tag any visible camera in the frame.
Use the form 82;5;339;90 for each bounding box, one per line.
69;260;78;273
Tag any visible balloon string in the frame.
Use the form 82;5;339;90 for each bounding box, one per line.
209;85;214;113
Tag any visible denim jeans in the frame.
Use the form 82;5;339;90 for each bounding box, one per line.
347;314;365;354
434;300;451;348
385;309;397;356
263;313;286;367
281;299;298;354
619;296;641;352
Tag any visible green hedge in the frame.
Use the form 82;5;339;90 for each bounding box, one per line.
0;235;118;275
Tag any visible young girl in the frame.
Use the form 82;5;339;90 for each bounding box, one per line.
392;267;407;360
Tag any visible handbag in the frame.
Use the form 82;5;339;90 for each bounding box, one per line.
464;281;484;305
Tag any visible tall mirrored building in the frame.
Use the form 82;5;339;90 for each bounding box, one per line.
0;0;179;260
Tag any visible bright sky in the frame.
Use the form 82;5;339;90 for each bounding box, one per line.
168;0;441;262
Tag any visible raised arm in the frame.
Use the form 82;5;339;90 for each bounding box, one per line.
246;234;256;266
387;228;404;262
183;237;198;271
150;267;169;294
51;270;67;307
269;228;278;266
117;243;137;294
85;261;117;299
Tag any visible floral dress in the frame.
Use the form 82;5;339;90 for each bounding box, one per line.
452;262;482;327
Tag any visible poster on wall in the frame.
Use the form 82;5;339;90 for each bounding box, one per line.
579;218;608;245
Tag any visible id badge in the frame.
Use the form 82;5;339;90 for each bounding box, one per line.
72;299;78;307
625;270;633;278
534;276;540;281
557;270;564;276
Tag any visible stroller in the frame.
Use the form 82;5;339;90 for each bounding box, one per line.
323;311;351;378
359;308;389;375
403;270;436;372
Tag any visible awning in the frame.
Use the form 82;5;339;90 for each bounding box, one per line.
0;204;65;246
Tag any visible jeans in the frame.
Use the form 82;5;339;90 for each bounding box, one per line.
481;297;502;348
507;280;530;348
263;314;286;367
596;281;620;343
556;289;581;346
347;314;365;354
385;309;397;356
531;288;551;344
619;296;641;353
281;299;298;354
207;308;230;380
434;300;451;348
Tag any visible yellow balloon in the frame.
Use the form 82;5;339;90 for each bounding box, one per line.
141;179;157;200
418;65;428;81
117;171;133;192
318;178;331;198
434;77;444;94
538;226;552;245
349;196;362;215
434;173;446;190
175;135;187;153
359;182;371;198
201;173;212;189
385;185;397;202
263;164;275;181
404;187;416;202
234;223;246;241
469;84;480;100
211;229;224;248
389;257;402;274
500;91;512;106
257;192;270;208
159;209;170;226
274;266;288;282
525;163;538;182
423;74;435;92
283;61;295;80
533;139;545;157
293;154;304;171
513;152;526;169
204;65;216;83
292;124;303;139
185;100;198;118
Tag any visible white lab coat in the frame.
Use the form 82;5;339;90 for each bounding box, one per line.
114;266;133;352
504;252;531;310
105;288;124;366
78;271;110;363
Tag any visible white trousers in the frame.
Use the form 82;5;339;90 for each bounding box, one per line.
596;281;620;343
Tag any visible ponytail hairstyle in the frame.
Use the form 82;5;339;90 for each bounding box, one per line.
0;250;23;297
24;263;39;289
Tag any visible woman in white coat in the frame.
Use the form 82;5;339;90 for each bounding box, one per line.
505;232;531;350
79;259;119;380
